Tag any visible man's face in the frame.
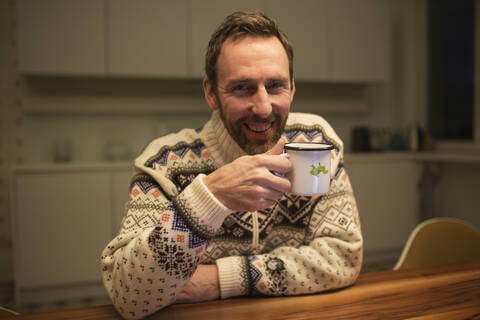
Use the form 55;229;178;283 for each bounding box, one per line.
203;36;295;155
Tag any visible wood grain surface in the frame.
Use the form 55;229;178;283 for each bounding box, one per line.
7;261;480;320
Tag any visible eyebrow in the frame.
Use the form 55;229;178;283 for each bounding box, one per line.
226;77;290;87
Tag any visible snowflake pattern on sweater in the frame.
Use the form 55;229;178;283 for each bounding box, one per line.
101;111;363;320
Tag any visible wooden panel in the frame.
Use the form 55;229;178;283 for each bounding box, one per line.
266;0;329;81
107;0;188;77
14;172;111;287
16;0;105;75
190;0;265;78
329;0;391;81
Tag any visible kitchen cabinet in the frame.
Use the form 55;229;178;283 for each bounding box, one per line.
266;0;391;82
329;0;391;81
265;0;329;81
16;0;189;77
16;0;105;75
16;0;391;82
346;155;420;255
14;171;111;289
107;0;189;77
190;0;265;78
111;170;132;234
12;164;132;305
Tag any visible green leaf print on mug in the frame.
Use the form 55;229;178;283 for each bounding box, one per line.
310;164;328;176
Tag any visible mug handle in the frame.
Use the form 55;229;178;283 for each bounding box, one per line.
271;153;290;178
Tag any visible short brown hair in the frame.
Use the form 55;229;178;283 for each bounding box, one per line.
205;11;294;91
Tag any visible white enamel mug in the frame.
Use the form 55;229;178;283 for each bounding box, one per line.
282;142;333;196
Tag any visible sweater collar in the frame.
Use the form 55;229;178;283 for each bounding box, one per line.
201;110;247;165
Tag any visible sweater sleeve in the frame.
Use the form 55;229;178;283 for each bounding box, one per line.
216;165;363;298
101;172;231;320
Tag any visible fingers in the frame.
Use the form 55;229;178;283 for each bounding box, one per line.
265;138;286;155
256;175;290;199
263;174;291;194
259;139;292;174
203;144;292;212
255;154;292;175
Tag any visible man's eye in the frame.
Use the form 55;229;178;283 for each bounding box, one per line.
231;84;254;95
267;82;286;92
233;84;250;91
233;84;247;91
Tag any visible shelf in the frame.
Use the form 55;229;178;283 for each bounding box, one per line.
13;151;480;174
345;151;480;164
13;161;132;174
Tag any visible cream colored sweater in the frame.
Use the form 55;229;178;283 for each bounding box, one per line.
101;110;363;320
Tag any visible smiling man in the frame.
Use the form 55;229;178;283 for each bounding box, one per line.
101;11;363;320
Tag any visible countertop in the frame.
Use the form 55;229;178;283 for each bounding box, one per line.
12;151;480;173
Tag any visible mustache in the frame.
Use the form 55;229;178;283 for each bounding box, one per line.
239;113;278;123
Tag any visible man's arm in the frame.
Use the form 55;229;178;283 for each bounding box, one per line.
101;171;227;320
101;140;291;319
176;165;362;302
175;264;220;303
215;165;363;299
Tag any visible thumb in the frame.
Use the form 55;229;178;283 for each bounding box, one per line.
265;138;286;155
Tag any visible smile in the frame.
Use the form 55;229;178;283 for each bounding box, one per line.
245;122;273;133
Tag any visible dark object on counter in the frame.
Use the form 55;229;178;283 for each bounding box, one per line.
53;139;73;163
389;132;407;151
408;125;428;151
352;127;371;152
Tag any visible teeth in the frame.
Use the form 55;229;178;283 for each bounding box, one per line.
247;122;272;132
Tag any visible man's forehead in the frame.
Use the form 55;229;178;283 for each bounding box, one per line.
220;35;284;56
216;35;290;84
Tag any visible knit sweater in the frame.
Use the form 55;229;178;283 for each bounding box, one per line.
101;110;363;320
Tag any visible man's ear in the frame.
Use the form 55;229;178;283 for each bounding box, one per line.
290;78;296;103
203;77;219;110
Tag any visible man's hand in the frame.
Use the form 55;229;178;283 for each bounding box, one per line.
176;264;220;304
203;139;292;212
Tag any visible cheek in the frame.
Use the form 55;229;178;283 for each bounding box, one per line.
271;94;292;115
222;99;250;122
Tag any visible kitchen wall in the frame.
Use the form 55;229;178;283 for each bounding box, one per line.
17;0;426;165
0;0;23;288
21;80;393;163
1;0;427;274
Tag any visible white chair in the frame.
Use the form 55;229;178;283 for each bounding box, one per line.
394;217;480;270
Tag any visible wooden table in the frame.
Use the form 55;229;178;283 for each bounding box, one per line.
7;261;480;320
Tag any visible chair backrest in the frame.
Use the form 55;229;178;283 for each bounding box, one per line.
0;305;20;316
394;217;480;270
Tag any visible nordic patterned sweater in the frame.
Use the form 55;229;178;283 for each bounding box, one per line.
101;110;363;320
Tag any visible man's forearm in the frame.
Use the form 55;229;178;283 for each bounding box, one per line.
175;264;220;303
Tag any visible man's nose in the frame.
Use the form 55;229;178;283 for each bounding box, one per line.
251;86;272;117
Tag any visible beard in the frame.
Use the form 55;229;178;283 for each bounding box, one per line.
218;105;288;155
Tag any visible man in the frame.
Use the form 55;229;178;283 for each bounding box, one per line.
101;11;362;320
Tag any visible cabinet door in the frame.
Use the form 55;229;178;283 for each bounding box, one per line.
329;0;391;81
266;0;329;81
107;0;188;77
347;161;420;253
190;0;265;78
16;0;105;75
111;170;133;236
14;172;111;287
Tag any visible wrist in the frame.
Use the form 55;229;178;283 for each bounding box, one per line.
203;172;227;208
179;174;232;236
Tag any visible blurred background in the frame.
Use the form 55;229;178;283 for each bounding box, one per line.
0;0;479;314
